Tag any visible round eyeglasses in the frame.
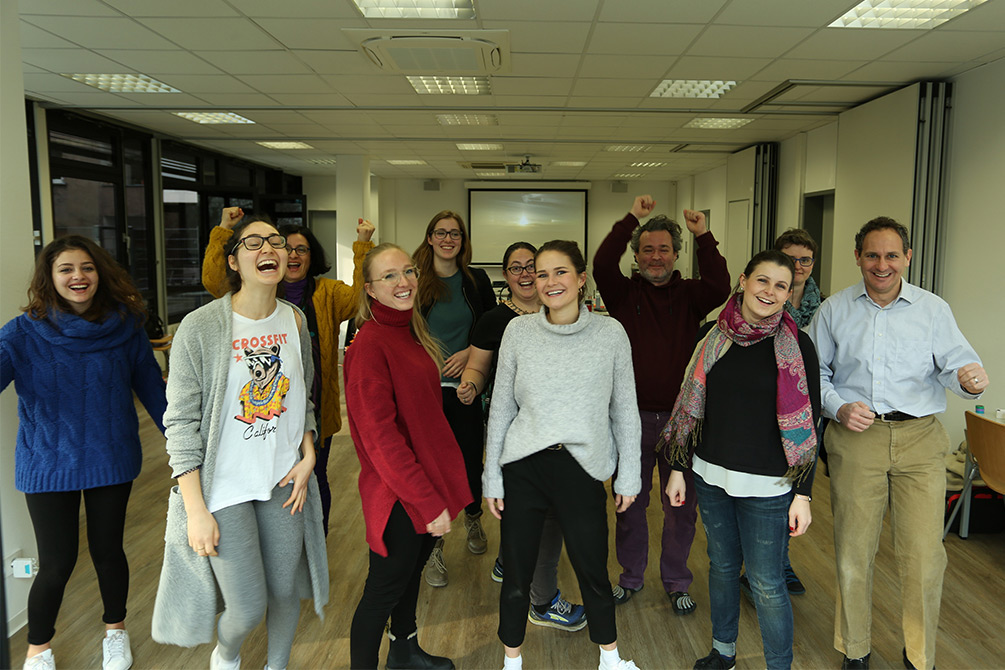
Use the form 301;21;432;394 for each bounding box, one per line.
373;268;420;284
236;233;286;251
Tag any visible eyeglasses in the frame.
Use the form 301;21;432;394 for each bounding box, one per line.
372;268;420;284
236;234;286;251
786;255;814;267
432;229;462;240
288;245;311;256
506;263;535;276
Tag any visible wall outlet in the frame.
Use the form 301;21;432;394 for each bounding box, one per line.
11;557;38;579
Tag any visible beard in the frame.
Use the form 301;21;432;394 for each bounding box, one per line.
639;264;672;285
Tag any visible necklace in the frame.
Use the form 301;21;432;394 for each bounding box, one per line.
503;299;537;316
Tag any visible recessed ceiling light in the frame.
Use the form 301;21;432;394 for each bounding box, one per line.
650;80;737;99
684;117;753;129
606;145;651;152
408;76;490;95
62;73;181;93
475;171;506;177
630;161;667;168
456;143;503;150
829;0;987;28
308;159;338;165
436;113;498;126
257;141;314;150
551;161;587;167
351;0;475;19
174;112;254;124
388;159;428;165
613;173;645;179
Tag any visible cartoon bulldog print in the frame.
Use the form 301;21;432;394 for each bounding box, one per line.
234;344;290;424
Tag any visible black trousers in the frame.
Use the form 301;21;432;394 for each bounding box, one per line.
24;481;133;646
350;502;436;669
499;448;616;647
441;387;484;516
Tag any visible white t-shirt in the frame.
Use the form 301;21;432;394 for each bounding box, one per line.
207;302;307;513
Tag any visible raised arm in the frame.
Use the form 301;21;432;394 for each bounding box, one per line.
685;209;731;315
323;218;376;325
593;196;653;303
201;207;241;298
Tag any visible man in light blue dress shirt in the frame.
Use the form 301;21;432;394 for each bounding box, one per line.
808;217;989;670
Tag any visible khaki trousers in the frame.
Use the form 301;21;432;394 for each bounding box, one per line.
827;415;949;670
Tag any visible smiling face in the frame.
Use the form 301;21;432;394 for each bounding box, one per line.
738;261;793;324
427;217;462;263
228;221;287;288
780;243;814;287
365;248;418;311
535;249;586;315
52;248;99;314
634;229;677;286
504;248;537;302
855;228;911;306
285;232;311;282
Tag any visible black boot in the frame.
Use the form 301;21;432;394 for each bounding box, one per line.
385;631;454;670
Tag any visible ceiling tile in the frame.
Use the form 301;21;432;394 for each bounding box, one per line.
571;78;654;97
237;73;333;94
230;0;360;19
195;51;313;76
21;17;177;49
587;22;703;56
134;74;253;94
508;54;581;78
714;0;851;27
255;18;368;51
100;0;240;17
491;96;571;107
491;77;574;96
292;50;378;75
321;74;415;94
880;31;1005;63
478;0;600;22
843;61;964;82
688;25;816;58
266;93;355;106
597;0;728;24
23;72;104;92
667;56;772;80
749;58;867;82
190;92;284;106
18;0;120;16
137;18;279;50
19;21;77;48
936;0;1005;31
481;20;591;54
109;92;218;107
579;54;672;79
21;48;127;73
786;28;920;61
95;50;224;75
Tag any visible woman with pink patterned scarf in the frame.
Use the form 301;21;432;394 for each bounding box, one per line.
662;249;821;670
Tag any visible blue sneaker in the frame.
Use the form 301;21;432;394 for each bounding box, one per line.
528;591;587;632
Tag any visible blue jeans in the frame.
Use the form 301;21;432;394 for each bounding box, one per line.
695;473;794;670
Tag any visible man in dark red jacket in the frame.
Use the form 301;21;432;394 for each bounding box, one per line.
593;194;730;615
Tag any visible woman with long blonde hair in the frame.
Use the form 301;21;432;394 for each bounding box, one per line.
345;243;471;669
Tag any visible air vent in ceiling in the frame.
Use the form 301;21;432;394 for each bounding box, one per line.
343;29;510;74
459;161;507;169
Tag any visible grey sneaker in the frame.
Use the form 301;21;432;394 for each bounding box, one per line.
464;513;487;555
424;538;448;587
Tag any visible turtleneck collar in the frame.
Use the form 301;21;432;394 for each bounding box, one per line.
537;303;592;335
369;299;413;327
283;277;309;307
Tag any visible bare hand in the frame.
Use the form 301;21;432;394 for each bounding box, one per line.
442;349;469;379
220;206;244;230
789;497;812;537
682;209;708;236
357;218;375;242
486;497;504;520
958;362;989;395
187;508;220;557
614;493;637;513
426;509;452;537
836;401;875;432
279;451;317;515
630;195;655;220
457;381;478;405
664;470;687;507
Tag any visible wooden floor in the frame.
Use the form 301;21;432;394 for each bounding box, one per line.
8;394;1005;670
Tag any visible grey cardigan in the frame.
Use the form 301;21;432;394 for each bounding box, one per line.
483;305;642;499
151;294;329;647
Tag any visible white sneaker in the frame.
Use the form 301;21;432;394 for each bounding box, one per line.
600;659;640;670
23;649;55;670
210;646;241;670
102;630;132;670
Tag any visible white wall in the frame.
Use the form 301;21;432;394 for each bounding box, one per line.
777;133;805;230
2;0;41;632
942;58;1005;442
805;122;838;195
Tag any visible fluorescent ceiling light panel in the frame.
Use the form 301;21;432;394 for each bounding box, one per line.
630;161;667;168
407;75;490;95
174;112;254;124
257;141;314;150
605;145;651;152
436;113;498;125
352;0;476;19
551;161;587;167
829;0;987;29
308;159;338;165
62;73;181;93
613;173;645;179
475;171;506;177
684;117;753;129
456;143;502;150
387;159;428;165
650;80;737;99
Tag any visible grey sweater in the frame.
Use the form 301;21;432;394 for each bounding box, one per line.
483;305;641;499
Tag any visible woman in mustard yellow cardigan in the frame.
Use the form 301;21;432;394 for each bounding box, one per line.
202;207;374;533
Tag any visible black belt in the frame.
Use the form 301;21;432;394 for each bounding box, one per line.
877;411;917;422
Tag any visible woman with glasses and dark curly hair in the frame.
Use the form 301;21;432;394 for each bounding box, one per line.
202;206;375;534
1;235;166;670
153;213;328;670
412;210;496;587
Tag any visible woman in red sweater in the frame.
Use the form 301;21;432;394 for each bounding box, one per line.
344;243;472;670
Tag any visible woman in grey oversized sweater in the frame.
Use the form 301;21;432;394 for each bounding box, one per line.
483;240;643;670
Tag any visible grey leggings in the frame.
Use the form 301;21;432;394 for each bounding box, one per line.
209;484;306;670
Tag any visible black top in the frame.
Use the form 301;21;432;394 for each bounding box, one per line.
469;302;520;391
673;330;821;496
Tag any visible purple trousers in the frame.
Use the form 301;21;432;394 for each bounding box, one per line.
614;410;698;593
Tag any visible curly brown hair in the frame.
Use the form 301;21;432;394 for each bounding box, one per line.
25;235;146;323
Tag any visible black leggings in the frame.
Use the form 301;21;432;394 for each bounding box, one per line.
24;481;133;646
441;387;484;516
349;502;436;669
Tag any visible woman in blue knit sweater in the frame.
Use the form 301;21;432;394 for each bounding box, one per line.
0;236;166;670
